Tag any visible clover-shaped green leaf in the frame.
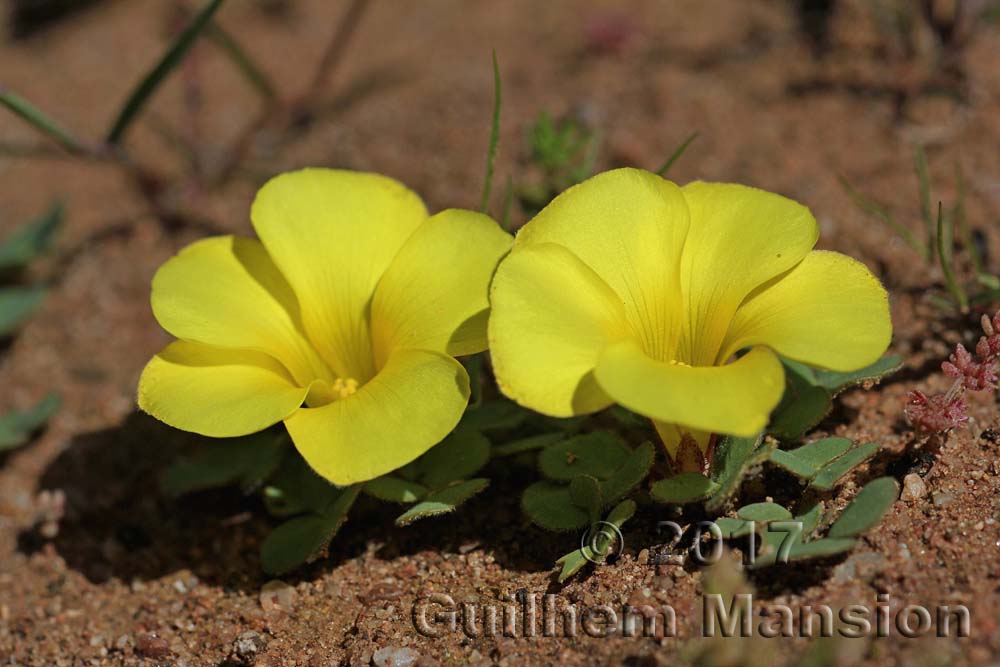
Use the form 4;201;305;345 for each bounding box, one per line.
810;441;880;491
555;499;636;582
706;433;773;512
752;537;857;568
650;472;719;504
414;428;491;489
768;362;832;440
601;440;655;504
492;432;564;457
395;478;490;527
768;437;852;479
769;356;902;441
569;474;604;522
461;398;529;432
737;502;793;522
828;477;899;538
523;480;590;531
163;429;288;498
260;484;361;575
363;476;428;504
361;428;492;526
538;431;631;481
262;447;339;516
748;480;894;569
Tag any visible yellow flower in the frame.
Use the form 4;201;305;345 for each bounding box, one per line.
488;168;891;456
138;169;512;485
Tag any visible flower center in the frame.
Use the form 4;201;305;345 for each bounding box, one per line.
332;377;359;399
305;376;360;407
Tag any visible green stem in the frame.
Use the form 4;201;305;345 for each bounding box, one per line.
656;131;699;177
937;201;968;311
0;89;87;155
205;22;276;101
480;50;502;215
837;175;928;258
913;143;935;263
106;0;226;145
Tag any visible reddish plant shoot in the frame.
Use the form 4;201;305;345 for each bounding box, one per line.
906;310;1000;434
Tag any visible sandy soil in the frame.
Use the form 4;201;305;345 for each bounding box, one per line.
1;1;999;665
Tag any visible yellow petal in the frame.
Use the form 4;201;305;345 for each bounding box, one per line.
370;209;512;366
720;250;892;371
251;169;428;381
488;243;629;417
284;349;469;485
678;182;819;366
652;422;715;457
515;168;689;361
594;340;784;437
138;341;309;437
151;236;331;387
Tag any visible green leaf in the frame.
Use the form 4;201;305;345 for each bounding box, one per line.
555;546;594;583
706;433;770;512
260;484;360;575
0;89;86;154
522;481;589;532
0;286;47;336
605;498;637;527
810;441;880;491
569;474;603;522
262;450;339;516
795;501;824;539
538;431;631;481
752;537;857;568
395;478;489;526
769;437;852;479
162;430;287;497
768;450;818;478
0;202;63;271
650;473;719;504
768;361;832;440
812;355;903;394
363;476;428;504
714;517;749;539
600;440;655;504
0;393;61;451
416;428;490;489
828;477;899;539
461;399;528;432
554;499;636;582
787;437;853;468
106;0;226;144
737;502;793;522
492;432;564;457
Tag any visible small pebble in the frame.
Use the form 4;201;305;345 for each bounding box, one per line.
231;630;267;665
373;646;420;667
259;580;297;612
135;633;171;659
932;491;955;508
901;473;927;501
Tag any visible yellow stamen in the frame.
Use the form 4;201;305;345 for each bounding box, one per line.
332;377;359;399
